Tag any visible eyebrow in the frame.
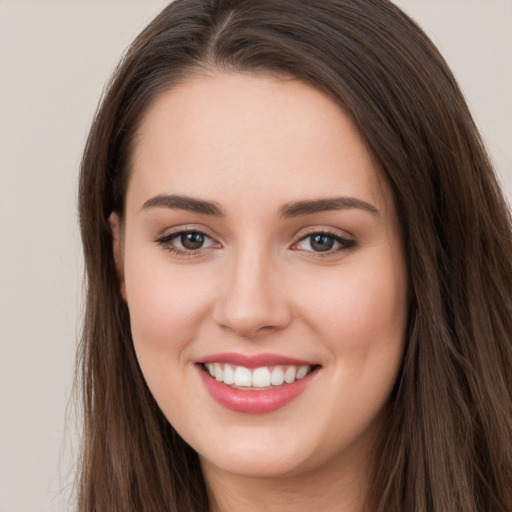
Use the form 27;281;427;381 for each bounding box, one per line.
142;194;225;216
141;194;378;218
279;197;379;218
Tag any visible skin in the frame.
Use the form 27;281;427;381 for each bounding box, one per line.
111;72;409;512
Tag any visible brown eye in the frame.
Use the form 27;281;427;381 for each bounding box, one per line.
310;234;335;252
295;231;355;253
181;232;206;250
155;229;216;254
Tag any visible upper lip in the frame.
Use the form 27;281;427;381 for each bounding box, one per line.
198;352;318;368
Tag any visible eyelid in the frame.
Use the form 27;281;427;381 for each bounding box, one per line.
153;225;355;257
156;229;214;244
291;227;356;254
295;225;355;239
155;223;221;242
154;226;222;256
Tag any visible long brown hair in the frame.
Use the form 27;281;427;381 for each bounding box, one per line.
77;0;512;510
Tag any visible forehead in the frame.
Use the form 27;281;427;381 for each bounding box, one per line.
127;72;390;214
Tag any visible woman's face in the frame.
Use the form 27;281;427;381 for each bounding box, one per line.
113;72;408;482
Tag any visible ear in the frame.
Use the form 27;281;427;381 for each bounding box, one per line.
109;212;127;301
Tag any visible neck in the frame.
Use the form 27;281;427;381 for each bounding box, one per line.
201;452;372;512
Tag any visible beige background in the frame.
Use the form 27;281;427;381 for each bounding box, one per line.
0;1;510;511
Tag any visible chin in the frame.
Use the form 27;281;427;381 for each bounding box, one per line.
200;448;310;480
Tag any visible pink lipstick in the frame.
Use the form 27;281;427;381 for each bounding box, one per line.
196;353;320;414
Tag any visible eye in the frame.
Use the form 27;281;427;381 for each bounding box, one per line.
155;229;217;255
178;231;210;250
294;231;355;253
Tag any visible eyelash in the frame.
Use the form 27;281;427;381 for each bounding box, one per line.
154;230;217;257
294;229;356;256
154;229;356;257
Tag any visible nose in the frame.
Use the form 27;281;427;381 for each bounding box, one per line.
212;248;292;339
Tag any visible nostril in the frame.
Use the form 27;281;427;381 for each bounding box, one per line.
212;297;292;338
210;258;293;337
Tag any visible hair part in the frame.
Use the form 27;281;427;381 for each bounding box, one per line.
77;1;512;510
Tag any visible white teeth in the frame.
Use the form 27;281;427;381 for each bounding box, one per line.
296;365;309;379
234;366;252;387
252;367;271;388
271;367;284;386
284;366;296;384
204;363;313;388
214;362;223;381
223;364;235;385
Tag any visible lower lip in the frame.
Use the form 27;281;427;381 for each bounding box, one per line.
197;365;318;414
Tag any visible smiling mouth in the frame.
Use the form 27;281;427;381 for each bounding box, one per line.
201;363;317;390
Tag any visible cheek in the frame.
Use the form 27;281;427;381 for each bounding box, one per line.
298;253;407;438
122;250;213;364
122;252;217;422
299;253;408;357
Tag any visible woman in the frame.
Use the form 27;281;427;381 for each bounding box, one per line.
77;0;512;510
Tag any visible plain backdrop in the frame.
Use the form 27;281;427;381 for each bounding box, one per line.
0;1;511;511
